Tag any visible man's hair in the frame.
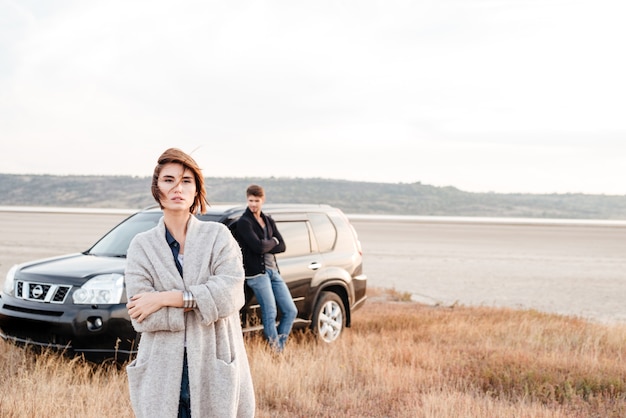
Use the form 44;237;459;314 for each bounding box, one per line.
151;148;208;214
246;184;265;198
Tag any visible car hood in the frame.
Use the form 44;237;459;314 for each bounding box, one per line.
16;253;126;286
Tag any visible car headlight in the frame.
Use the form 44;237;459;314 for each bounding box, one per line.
3;264;19;296
73;273;125;304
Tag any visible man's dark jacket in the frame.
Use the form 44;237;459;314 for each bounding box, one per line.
232;208;286;276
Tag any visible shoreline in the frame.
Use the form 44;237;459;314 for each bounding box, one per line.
2;205;626;227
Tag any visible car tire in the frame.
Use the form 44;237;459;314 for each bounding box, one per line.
311;291;345;343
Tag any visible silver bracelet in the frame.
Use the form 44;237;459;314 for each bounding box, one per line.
183;290;196;309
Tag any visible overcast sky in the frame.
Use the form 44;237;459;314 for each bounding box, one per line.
1;0;625;195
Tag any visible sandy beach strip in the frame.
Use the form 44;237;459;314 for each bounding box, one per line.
1;208;625;324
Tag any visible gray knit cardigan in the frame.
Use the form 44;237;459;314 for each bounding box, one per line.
125;216;255;418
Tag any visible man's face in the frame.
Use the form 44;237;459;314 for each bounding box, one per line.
247;195;264;214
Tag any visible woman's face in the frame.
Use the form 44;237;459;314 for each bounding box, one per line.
157;162;196;213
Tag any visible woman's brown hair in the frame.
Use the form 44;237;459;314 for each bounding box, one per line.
151;148;208;214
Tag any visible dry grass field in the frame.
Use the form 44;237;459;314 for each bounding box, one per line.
1;288;625;418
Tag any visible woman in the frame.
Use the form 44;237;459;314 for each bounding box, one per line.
125;148;255;418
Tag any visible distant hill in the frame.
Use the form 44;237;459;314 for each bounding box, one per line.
2;173;626;220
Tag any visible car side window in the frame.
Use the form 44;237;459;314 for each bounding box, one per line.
308;213;337;252
275;221;311;258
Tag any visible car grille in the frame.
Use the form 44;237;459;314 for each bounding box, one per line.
15;280;72;304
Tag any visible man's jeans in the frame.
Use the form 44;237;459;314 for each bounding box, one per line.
246;269;298;351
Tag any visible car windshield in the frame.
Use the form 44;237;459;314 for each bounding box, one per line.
87;211;162;257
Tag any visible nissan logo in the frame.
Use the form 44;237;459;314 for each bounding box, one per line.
32;285;44;298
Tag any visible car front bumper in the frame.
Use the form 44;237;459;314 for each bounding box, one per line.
0;294;137;362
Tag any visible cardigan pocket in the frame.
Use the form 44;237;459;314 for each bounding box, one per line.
126;357;150;416
207;355;241;417
214;316;240;364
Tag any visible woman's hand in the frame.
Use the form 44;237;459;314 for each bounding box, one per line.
127;292;166;323
127;291;189;322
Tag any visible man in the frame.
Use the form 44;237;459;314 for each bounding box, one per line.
233;184;298;352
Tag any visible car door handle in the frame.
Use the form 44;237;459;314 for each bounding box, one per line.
308;262;322;270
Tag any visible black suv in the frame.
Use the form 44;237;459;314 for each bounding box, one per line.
0;204;367;362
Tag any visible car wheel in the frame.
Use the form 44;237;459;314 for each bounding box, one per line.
312;291;345;343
